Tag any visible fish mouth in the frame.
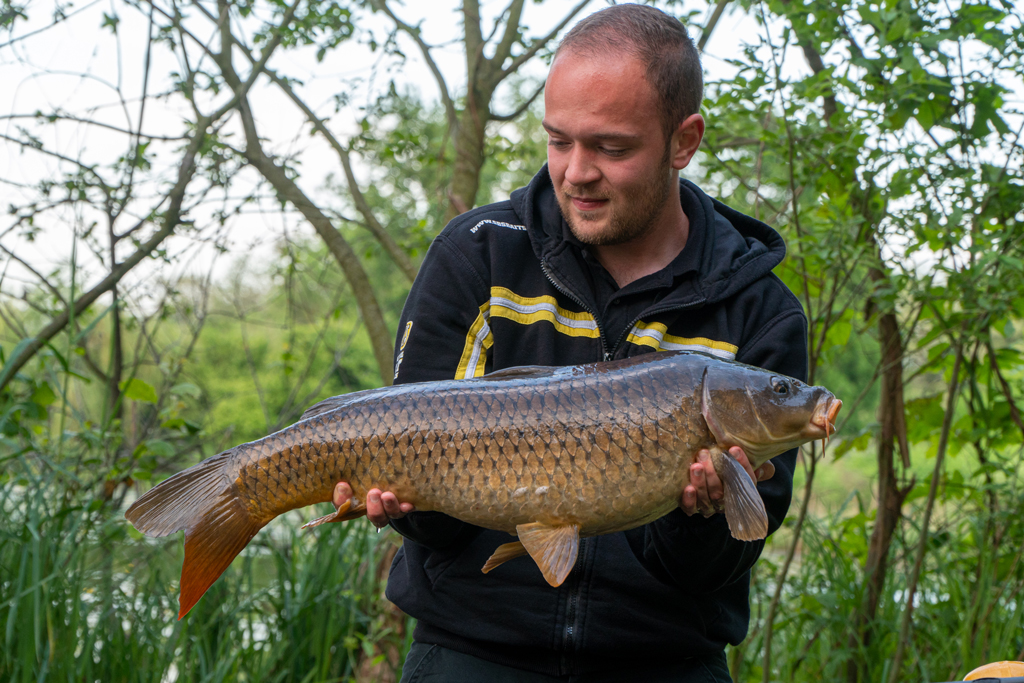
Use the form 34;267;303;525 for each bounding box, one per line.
809;396;842;441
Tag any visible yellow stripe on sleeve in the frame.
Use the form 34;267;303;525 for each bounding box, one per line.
455;302;494;379
488;286;600;339
626;321;738;359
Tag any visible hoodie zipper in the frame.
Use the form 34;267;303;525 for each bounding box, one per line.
541;259;598;672
608;298;708;359
559;537;585;674
540;260;611;361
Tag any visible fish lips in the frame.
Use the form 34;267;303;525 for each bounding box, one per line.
806;396;842;440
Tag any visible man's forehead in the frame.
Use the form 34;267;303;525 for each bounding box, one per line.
544;51;658;135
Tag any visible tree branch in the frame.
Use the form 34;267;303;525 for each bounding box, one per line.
462;0;485;73
987;341;1024;439
887;340;965;683
255;66;417;282
489;79;545;122
500;0;591;79
490;0;525;70
0;118;209;391
698;0;730;52
0;113;188;141
372;0;458;130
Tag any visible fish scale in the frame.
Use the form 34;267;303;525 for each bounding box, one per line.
125;351;840;619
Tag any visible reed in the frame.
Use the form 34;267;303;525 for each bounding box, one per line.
0;457;410;682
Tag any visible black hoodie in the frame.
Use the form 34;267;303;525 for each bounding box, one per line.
384;166;808;676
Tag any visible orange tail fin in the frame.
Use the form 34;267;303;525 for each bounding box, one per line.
125;450;263;619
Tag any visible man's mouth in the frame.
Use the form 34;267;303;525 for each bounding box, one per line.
569;196;609;212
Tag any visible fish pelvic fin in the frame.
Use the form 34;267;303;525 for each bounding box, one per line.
516;522;580;587
301;498;367;530
124;449;263;619
481;541;528;574
710;449;769;542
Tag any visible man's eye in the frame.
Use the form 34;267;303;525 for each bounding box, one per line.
601;148;625;157
548;140;569;149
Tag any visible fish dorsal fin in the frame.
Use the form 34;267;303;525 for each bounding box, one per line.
481;541;528;574
710;449;769;541
516;522;580;587
482;365;557;380
299;386;400;421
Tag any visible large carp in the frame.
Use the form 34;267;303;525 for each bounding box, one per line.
126;351;840;618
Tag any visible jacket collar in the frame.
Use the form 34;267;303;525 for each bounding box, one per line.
509;164;787;310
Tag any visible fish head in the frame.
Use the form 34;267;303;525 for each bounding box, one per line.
700;363;841;466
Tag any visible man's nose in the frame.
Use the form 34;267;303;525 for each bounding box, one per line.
564;146;601;187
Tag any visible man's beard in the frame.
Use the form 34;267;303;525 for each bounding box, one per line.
558;157;675;247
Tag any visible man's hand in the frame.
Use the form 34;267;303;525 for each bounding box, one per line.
681;447;775;518
333;482;415;528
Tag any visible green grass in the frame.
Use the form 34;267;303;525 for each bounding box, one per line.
0;458;411;682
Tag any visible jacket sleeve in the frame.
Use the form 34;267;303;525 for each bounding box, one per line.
634;306;808;592
386;234;490;549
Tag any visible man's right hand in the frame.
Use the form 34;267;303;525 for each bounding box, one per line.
334;482;415;528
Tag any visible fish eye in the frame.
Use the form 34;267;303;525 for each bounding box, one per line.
772;378;789;395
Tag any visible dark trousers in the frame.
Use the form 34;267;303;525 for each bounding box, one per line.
399;642;733;683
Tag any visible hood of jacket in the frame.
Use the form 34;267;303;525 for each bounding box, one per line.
509;164;788;308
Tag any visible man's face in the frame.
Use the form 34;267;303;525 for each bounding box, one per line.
544;50;677;246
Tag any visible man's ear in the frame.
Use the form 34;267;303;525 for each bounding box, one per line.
670;114;705;171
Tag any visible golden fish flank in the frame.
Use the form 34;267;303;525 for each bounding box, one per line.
125;351;841;618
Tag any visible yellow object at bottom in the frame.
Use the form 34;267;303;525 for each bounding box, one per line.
964;661;1024;680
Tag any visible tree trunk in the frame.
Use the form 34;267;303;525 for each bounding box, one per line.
213;14;396;386
243;140;396;386
447;89;489;221
846;261;911;683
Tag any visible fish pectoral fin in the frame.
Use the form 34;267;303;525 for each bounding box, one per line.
515;522;580;588
481;541;528;574
301;499;367;530
711;450;769;541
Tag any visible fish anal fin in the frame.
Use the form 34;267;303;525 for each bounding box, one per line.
516;522;580;587
711;449;769;541
301;498;367;530
179;494;262;620
481;541;528;574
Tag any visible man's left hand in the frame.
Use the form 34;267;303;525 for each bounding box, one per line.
681;447;775;518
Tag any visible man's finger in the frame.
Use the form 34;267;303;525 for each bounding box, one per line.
729;446;757;483
381;491;412;519
756;461;776;482
690;460;714;517
681;485;698;516
366;488;388;527
333;481;353;509
700;451;724;506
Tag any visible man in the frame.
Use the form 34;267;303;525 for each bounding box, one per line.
333;5;807;681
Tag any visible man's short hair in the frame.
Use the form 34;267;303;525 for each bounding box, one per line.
556;4;703;140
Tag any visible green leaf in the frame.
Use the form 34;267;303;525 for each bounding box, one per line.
827;320;853;348
833;430;871;460
31;382;56;407
120;378;158;404
144;439;175;458
170;383;201;399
